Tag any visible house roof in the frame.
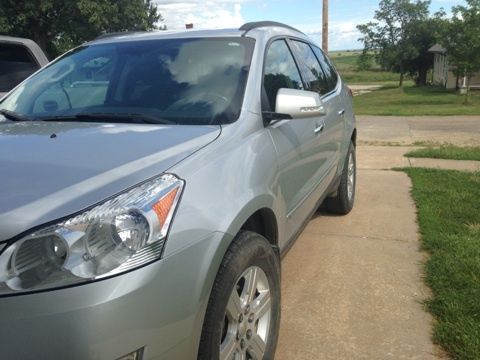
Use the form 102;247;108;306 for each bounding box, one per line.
428;44;446;54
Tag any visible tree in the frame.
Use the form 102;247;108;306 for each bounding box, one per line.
403;14;446;86
357;0;435;87
0;0;164;58
443;0;480;102
356;52;374;71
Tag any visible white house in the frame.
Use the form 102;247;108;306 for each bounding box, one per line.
429;44;480;90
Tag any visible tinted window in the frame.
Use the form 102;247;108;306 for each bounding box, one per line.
290;40;330;95
312;46;338;90
263;40;303;111
0;44;39;92
0;38;255;125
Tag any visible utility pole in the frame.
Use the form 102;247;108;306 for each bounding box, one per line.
322;0;329;53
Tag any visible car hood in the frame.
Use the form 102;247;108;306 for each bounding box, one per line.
0;121;220;242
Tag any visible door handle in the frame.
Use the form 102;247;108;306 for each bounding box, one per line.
338;109;345;116
314;123;325;135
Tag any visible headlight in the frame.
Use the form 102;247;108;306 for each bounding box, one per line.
0;174;184;295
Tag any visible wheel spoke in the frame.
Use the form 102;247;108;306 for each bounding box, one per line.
346;152;355;200
237;349;247;360
227;289;243;319
220;336;237;360
242;267;259;304
247;334;267;360
252;291;271;320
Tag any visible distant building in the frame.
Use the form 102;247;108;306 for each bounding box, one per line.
429;44;480;90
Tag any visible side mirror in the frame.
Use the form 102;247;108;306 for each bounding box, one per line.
276;88;326;118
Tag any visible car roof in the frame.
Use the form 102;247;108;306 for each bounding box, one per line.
89;29;245;45
0;35;49;65
0;35;39;47
87;22;310;46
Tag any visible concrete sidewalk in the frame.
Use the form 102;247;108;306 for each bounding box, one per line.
278;170;443;359
409;157;480;172
349;85;383;96
357;145;480;172
358;116;480;146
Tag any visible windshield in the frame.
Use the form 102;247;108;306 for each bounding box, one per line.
0;37;255;125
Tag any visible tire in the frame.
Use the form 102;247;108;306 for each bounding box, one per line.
324;141;356;215
198;231;281;360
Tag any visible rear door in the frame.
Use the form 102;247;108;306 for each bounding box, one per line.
290;41;345;176
310;44;346;172
263;39;324;235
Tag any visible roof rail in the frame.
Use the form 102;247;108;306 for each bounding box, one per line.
94;31;147;41
239;21;304;35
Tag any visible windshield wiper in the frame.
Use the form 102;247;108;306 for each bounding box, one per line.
39;112;175;125
0;109;33;122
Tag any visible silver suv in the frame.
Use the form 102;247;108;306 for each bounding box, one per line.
0;22;356;359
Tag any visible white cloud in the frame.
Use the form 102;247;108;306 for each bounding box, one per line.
295;20;364;51
154;0;248;30
154;0;366;50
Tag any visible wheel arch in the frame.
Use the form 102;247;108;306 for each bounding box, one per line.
351;128;357;147
223;195;280;249
239;207;278;247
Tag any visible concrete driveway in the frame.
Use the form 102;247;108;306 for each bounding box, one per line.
275;116;474;359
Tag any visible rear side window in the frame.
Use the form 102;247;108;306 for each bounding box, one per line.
311;46;338;91
0;43;39;92
263;40;303;111
289;40;331;96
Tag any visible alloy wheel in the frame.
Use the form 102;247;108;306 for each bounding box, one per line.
220;266;272;360
347;152;355;201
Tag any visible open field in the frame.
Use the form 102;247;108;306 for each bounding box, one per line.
330;51;403;85
329;50;363;58
403;168;480;360
406;146;480;161
354;86;480;116
329;51;366;68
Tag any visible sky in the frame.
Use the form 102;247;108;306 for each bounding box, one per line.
154;0;466;51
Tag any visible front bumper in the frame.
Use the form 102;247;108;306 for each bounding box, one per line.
0;231;228;360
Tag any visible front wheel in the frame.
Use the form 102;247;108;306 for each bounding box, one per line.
198;231;281;360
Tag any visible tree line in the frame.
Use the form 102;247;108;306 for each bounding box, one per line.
357;0;480;94
0;0;164;58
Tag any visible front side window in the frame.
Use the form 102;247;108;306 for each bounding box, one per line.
0;43;39;92
263;40;304;111
0;38;255;125
289;40;330;95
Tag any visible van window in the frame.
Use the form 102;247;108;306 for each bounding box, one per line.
0;43;39;92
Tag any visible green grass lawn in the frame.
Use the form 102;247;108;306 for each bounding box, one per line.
354;86;480;116
406;146;480;161
403;168;480;359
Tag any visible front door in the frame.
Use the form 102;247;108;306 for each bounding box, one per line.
263;39;327;242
